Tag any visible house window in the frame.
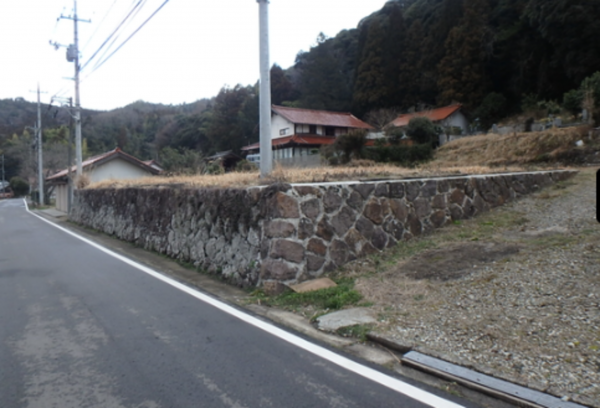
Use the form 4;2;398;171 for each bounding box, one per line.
296;124;309;134
279;128;289;136
309;125;317;134
336;128;348;136
325;126;335;136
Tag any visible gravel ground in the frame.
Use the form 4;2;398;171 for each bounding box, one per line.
350;168;599;407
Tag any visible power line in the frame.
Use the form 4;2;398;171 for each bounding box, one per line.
86;0;149;73
80;0;146;72
81;0;170;82
81;0;119;53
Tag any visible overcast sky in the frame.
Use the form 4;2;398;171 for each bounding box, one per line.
0;0;389;111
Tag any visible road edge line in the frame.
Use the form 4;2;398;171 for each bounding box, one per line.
24;204;464;408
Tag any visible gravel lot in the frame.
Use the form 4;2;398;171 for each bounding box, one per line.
349;168;599;407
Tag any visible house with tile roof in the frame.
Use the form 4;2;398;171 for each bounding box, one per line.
47;147;160;213
241;105;374;167
389;103;469;145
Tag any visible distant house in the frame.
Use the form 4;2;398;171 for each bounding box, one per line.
205;150;242;172
47;147;160;213
241;105;374;167
389;103;469;145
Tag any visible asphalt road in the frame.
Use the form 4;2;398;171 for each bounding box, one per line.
0;198;476;408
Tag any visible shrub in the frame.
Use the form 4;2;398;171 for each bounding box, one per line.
385;126;405;145
9;177;29;197
235;159;257;172
474;92;508;129
563;89;583;114
333;129;368;164
405;117;438;145
366;143;433;166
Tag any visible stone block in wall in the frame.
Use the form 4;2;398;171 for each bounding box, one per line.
316;217;334;241
307;255;326;272
323;189;343;213
330;240;353;266
347;191;364;211
331;206;357;237
261;259;297;281
405;182;420;201
307;238;327;256
301;198;321;222
389;199;408;223
421;180;438;198
389;182;405;198
270;239;305;263
298;218;315;240
356;216;375;239
352;184;375;199
264;220;295;238
363;198;385;225
414;198;432;218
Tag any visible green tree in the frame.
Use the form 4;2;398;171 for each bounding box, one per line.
474;92;508;129
405;117;438;145
353;19;389;114
270;64;297;105
296;33;353;111
9;177;29;197
437;0;492;109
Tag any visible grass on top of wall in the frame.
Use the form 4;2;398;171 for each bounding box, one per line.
86;127;585;190
88;162;534;190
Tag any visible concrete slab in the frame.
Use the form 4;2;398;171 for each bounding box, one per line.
316;308;377;332
289;278;337;293
39;208;67;218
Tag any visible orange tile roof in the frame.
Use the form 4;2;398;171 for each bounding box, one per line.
391;104;462;127
241;135;336;151
47;148;159;181
272;105;373;129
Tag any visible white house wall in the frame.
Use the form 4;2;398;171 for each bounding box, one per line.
271;114;294;140
441;112;469;133
89;159;153;183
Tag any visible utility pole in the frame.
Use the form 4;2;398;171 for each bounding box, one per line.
52;0;90;178
257;0;272;178
29;84;48;205
36;84;44;205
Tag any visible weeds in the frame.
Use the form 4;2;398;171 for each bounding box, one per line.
251;277;362;312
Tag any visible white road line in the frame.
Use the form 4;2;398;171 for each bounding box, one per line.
24;200;464;408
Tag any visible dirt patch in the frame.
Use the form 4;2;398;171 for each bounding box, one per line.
394;242;520;281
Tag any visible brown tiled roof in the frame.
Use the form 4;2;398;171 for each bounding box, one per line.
391;104;462;127
241;135;336;151
46;147;159;181
272;105;373;129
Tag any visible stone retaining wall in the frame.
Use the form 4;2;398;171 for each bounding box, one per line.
71;170;576;287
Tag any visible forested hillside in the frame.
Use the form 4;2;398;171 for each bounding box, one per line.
1;0;598;182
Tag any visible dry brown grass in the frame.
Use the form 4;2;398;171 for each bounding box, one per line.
89;163;529;190
88;127;586;190
434;125;589;167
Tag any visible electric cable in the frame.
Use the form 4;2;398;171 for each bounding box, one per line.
81;0;170;82
86;0;148;73
81;0;119;53
79;0;146;72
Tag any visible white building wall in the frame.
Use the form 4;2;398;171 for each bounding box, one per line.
271;114;294;140
55;184;68;213
88;159;153;183
440;111;469;133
